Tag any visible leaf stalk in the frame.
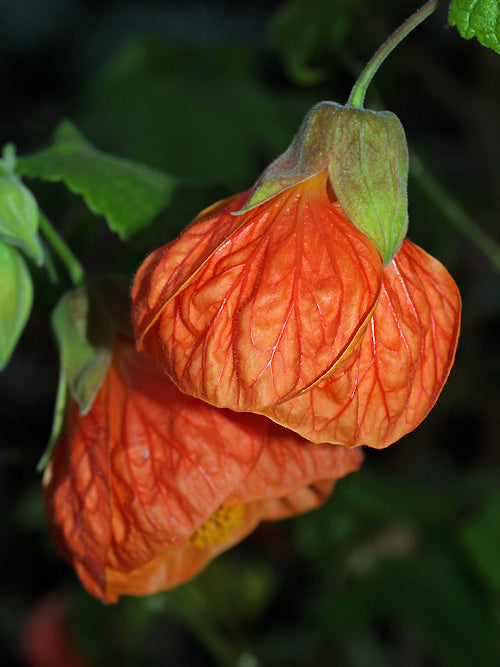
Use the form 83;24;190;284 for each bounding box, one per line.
39;212;85;286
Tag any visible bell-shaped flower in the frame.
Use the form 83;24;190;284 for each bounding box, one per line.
133;169;383;413
43;335;362;603
132;102;460;449
132;184;460;449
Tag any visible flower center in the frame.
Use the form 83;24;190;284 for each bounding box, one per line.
189;504;245;549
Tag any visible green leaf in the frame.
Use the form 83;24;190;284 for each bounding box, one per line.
17;121;178;240
461;493;500;590
52;284;116;414
449;0;500;53
0;148;43;265
0;240;33;371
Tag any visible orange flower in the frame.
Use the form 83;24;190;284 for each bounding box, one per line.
132;170;460;448
263;238;461;447
43;335;362;603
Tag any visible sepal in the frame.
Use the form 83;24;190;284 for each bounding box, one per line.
51;275;131;415
238;101;409;264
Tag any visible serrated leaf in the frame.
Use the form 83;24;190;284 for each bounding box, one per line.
0;240;33;371
17;121;178;240
52;286;115;414
449;0;500;53
0;160;43;265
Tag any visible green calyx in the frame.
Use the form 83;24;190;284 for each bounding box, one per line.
329;105;409;265
238;101;409;265
37;275;131;471
52;275;132;415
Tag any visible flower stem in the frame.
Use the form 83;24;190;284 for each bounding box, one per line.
348;0;447;108
39;212;85;286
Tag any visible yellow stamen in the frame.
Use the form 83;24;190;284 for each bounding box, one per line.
189;504;245;549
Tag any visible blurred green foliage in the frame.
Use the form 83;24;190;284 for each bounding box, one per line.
0;1;498;666
268;0;367;84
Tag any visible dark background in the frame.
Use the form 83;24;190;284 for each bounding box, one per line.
0;1;498;665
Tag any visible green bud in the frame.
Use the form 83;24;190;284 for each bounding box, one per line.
0;240;33;371
0;146;44;266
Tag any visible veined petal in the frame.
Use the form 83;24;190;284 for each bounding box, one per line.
132;192;249;334
264;239;461;448
256;480;336;520
133;171;382;411
227;424;363;504
104;479;341;603
43;336;265;601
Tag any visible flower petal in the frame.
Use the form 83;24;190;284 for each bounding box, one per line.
132;171;382;411
104;503;264;602
226;423;363;504
132;192;249;334
256;480;336;520
264;239;461;447
104;481;338;602
43;336;266;601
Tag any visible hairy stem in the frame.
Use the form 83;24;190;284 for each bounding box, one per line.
348;0;447;108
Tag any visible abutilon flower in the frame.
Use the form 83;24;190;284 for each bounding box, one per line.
43;335;362;603
132;102;461;449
